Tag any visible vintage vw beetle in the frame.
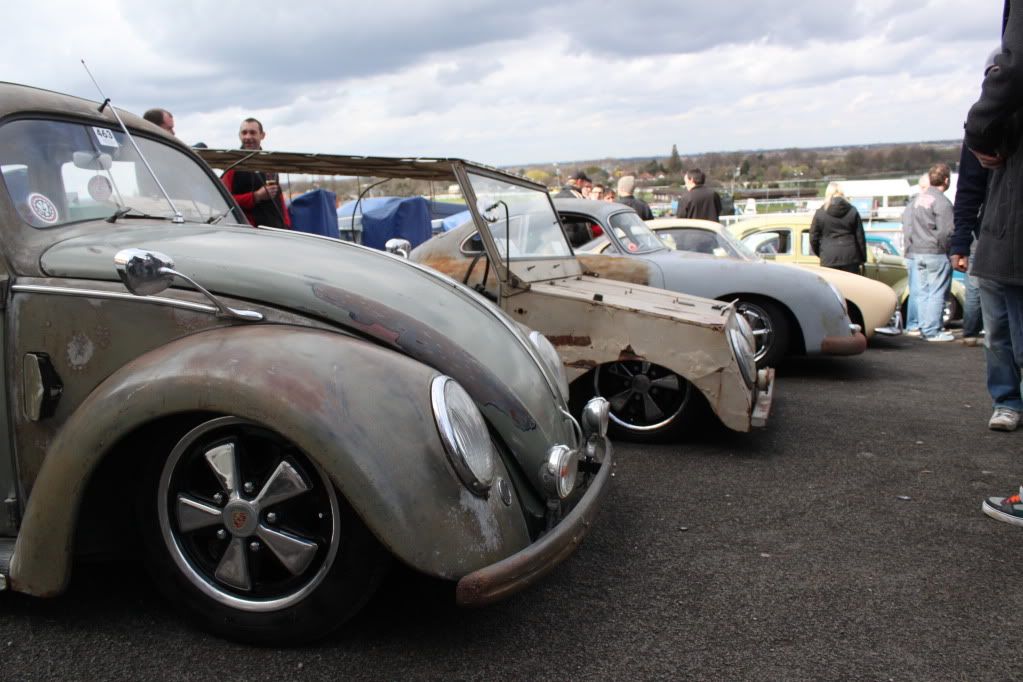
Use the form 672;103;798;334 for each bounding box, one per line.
0;82;613;644
195;150;771;443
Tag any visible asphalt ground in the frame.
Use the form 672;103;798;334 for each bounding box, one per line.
1;334;1020;681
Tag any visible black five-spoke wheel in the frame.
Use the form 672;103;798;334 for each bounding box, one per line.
141;417;387;644
594;360;693;442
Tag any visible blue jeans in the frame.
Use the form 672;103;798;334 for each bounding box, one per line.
963;270;983;337
905;257;919;330
913;254;951;337
978;277;1023;411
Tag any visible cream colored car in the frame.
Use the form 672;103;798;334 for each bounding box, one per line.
646;218;900;339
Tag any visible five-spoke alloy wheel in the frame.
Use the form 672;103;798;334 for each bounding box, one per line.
735;298;789;368
141;416;387;644
594;361;693;442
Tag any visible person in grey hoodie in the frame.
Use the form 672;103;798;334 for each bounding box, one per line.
809;184;866;274
902;163;955;342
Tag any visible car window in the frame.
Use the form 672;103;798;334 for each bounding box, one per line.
658;228;720;254
0;118;237;228
468;171;571;259
801;232;812;256
743;229;792;255
606;211;666;254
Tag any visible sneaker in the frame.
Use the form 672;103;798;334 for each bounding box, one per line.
905;328;922;337
982;487;1023;527
926;331;955;342
962;336;983;347
989;406;1021;431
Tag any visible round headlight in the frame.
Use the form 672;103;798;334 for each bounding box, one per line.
528;330;570;403
728;314;757;387
541;444;578;500
431;376;496;496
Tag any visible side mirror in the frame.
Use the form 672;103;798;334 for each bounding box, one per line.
712;247;729;258
114;248;176;296
871;246;884;262
385;238;412;259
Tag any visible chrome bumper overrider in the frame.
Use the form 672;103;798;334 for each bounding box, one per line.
751;367;775;428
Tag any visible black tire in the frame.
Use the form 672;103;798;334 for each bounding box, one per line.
138;416;388;645
735;298;790;368
592;361;703;443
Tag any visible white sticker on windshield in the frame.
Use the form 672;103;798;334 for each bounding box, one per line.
27;193;59;224
92;127;119;148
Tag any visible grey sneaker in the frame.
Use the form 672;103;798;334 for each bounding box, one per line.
982;487;1023;526
905;328;922;337
989;407;1021;432
926;331;955;342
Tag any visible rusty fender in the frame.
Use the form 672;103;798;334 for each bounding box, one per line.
9;325;530;597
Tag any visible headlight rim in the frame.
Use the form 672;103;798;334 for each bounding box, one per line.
728;314;758;387
528;330;571;404
431;375;497;496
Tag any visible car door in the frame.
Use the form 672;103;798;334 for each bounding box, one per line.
0;257;14;536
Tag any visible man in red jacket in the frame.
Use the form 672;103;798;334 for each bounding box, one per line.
220;118;291;228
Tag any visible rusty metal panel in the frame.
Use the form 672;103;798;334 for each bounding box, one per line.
9;325;532;597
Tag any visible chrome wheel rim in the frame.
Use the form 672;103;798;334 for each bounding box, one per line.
157;417;340;612
594;361;690;432
735;301;773;362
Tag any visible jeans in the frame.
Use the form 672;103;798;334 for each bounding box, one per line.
913;254;951;338
978;277;1023;411
963;271;983;337
905;257;919;330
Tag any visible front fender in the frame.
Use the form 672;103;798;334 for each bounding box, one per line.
10;325;530;596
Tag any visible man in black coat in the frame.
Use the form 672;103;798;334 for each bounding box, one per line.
675;168;722;221
972;1;1023;524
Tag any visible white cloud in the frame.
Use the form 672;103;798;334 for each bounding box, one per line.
0;0;1004;165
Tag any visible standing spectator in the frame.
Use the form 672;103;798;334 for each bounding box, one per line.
590;185;605;201
143;108;175;135
675;169;722;221
603;188;617;203
902;163;955;342
617;175;653;219
951;143;991;346
903;173;930;335
978;3;1023;522
220;118;291;229
809;184;867;274
556;171;591;198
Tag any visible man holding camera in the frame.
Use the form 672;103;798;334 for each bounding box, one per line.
220;117;291;229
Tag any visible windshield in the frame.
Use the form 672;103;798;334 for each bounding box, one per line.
0;119;238;228
608;211;668;254
468;171;571;260
714;225;760;260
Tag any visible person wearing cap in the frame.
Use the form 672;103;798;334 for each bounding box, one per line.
616;175;653;220
556;171;592;198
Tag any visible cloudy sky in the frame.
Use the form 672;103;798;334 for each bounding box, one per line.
5;1;1003;166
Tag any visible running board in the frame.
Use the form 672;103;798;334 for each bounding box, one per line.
0;538;12;591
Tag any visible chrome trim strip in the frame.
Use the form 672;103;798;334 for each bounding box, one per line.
11;284;219;315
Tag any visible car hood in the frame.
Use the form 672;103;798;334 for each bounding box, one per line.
38;223;574;477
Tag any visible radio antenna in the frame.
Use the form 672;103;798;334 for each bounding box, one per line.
81;59;184;223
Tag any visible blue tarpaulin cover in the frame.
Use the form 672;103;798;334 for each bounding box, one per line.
336;197;466;249
289;189;339;239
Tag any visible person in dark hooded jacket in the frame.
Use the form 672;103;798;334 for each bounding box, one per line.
809;184;866;273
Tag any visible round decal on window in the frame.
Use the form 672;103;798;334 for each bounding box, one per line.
27;193;59;225
626;242;638;252
87;175;113;202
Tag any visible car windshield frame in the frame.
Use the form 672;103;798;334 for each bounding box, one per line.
0;117;242;229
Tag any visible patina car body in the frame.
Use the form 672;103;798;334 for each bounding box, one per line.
631;216;901;342
400;185;772;442
0;82;614;644
562;200;868;368
730;213;965;324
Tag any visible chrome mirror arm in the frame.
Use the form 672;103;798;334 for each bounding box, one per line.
159;268;264;322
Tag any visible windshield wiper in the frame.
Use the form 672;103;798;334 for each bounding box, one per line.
206;210;231;224
106;207;168;223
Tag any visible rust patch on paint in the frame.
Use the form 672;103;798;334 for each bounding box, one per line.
311;282;536;431
618;345;644;361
